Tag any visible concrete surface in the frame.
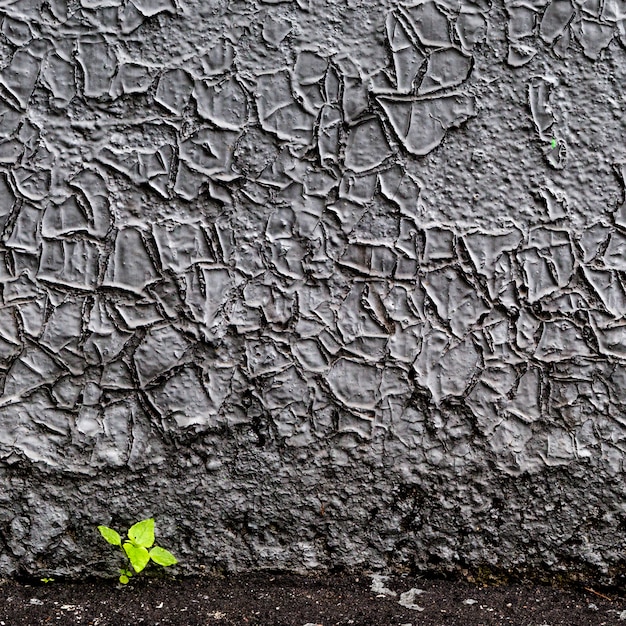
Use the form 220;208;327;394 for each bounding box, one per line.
0;0;626;580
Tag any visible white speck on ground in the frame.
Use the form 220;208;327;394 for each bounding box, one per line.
369;574;397;597
398;589;426;611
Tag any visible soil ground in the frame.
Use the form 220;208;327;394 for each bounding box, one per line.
1;571;626;625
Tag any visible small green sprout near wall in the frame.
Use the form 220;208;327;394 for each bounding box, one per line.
98;518;178;585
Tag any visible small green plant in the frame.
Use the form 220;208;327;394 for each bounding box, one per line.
98;518;178;585
40;577;54;584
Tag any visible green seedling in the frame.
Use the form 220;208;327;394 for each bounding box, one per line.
98;518;178;585
550;138;557;149
40;578;54;584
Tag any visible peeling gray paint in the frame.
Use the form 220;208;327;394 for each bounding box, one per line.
1;0;626;580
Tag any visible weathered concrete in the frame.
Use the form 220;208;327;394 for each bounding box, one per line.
1;0;626;580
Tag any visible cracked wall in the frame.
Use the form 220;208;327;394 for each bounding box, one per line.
1;0;626;579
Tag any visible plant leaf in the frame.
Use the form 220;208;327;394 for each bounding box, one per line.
119;573;129;585
128;518;155;548
98;526;122;546
149;546;178;567
123;542;150;573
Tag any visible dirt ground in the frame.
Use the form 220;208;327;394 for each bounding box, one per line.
1;571;625;625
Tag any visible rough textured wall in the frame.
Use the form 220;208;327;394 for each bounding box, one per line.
1;0;626;580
